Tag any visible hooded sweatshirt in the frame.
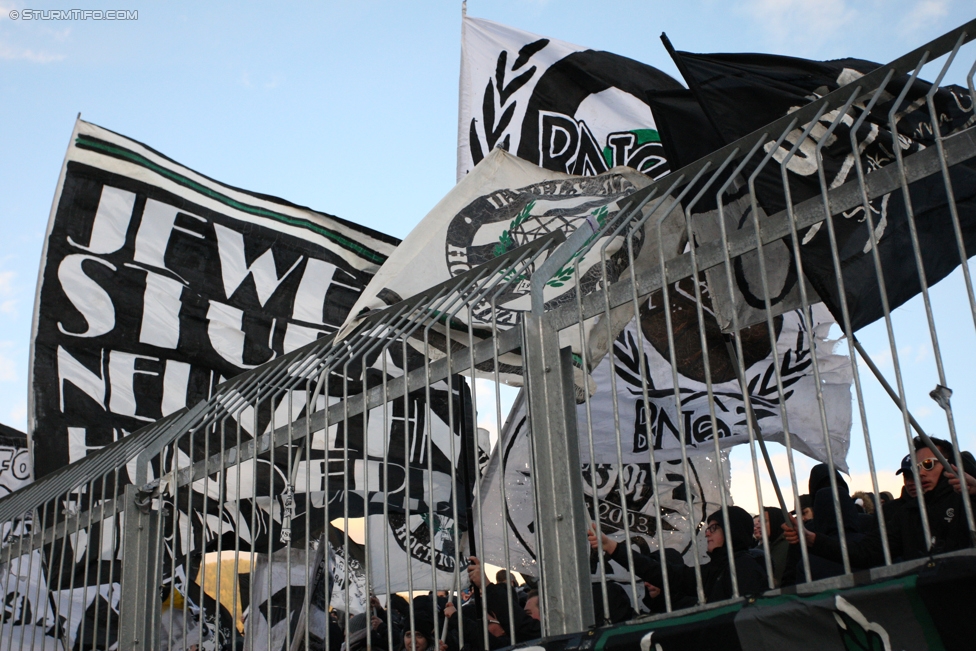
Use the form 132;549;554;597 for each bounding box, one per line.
801;463;973;573
609;505;767;604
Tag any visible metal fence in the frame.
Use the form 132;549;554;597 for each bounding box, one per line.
2;18;976;651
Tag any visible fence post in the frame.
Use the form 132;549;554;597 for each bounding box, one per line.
522;312;595;636
118;482;163;651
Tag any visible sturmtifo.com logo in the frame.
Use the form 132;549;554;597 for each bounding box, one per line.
8;9;138;20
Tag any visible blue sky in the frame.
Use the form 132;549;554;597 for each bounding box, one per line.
1;1;974;505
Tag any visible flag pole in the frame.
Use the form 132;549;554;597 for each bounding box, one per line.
660;33;727;146
287;531;327;651
723;339;791;519
850;337;953;471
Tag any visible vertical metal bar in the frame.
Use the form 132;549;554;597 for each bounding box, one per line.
572;277;612;619
654;180;710;603
881;53;938;549
841;72;899;566
925;35;976;336
712;136;787;588
521;314;594;634
779;100;853;576
119;483;162;650
29;503;50;651
744;121;818;583
592;197;654;612
615;183;686;612
920;38;976;538
214;419;226;651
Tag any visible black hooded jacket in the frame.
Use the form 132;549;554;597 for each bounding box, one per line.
448;583;541;651
609;505;767;603
781;465;869;585
804;473;973;570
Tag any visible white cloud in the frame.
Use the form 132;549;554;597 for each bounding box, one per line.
861;344;916;371
738;0;859;55
914;343;929;364
0;300;15;315
0;6;72;63
0;42;65;63
899;0;950;36
0;271;14;295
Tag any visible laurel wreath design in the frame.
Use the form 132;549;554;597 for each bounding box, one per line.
492;203;613;289
547;204;610;287
469;38;549;167
493;200;536;258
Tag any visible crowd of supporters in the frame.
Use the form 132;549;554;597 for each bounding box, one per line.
589;435;976;612
338;435;975;651
162;435;975;650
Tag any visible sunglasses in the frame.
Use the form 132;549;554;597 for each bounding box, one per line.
705;523;722;535
917;458;940;471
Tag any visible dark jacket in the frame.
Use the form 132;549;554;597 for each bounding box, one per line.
803;475;973;569
781;465;868;585
609;506;767;603
451;583;540;651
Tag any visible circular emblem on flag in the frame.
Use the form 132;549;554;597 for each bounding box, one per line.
639;276;781;385
444;174;642;328
500;412;710;562
387;511;458;573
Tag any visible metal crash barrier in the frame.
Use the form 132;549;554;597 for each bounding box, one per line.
2;18;976;651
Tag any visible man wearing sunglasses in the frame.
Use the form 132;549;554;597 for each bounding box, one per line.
784;437;974;567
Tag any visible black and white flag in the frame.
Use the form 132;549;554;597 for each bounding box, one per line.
476;279;851;576
0;426;62;650
476;393;731;578
31;118;398;481
27;118;400;647
662;52;976;332
341;148;685;385
458;16;681;181
580;282;851;470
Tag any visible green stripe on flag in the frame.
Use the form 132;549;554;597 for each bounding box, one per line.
75;135;388;265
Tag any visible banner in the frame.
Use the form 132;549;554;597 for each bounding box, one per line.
27;118;400;648
326;525;368;615
0;426;61;650
243;548;324;651
340;147;685;384
476;394;730;578
476;290;850;577
458;16;681;181
30;118;398;481
663;52;976;332
581;289;851;471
